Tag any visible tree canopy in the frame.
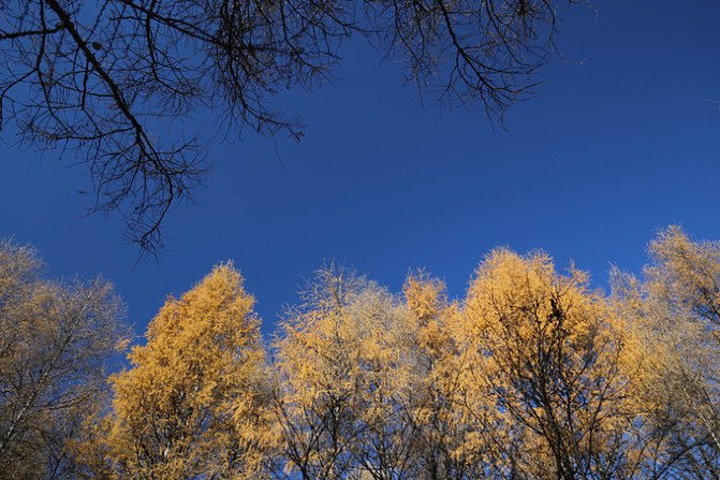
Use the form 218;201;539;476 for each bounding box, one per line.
0;240;126;479
6;227;720;479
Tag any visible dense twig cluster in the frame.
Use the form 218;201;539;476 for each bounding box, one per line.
1;0;578;254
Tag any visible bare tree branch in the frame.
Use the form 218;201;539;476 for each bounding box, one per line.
0;0;583;255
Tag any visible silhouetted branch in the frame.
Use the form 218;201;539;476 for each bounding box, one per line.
0;0;581;255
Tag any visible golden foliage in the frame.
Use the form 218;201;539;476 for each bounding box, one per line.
0;240;125;480
99;263;272;480
614;227;720;476
272;267;412;478
458;249;644;480
13;228;720;479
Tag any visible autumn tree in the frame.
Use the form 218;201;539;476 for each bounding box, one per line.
273;266;440;479
0;239;126;480
0;0;585;253
272;267;388;479
613;227;720;479
92;262;273;479
455;248;648;480
399;272;480;480
12;226;720;479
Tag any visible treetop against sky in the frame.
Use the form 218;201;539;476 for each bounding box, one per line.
5;227;720;478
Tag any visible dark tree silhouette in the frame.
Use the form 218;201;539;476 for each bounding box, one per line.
1;0;584;254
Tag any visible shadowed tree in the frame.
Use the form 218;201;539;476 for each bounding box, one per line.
0;0;586;254
399;272;483;480
612;227;720;480
272;266;483;480
0;239;126;480
271;266;390;480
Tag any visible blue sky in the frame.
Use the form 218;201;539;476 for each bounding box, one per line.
2;0;719;337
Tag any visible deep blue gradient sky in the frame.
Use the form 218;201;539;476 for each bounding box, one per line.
2;0;720;337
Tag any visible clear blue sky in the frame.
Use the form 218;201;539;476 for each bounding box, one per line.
1;0;719;337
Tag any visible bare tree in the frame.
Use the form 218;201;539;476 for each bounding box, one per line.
1;0;584;254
